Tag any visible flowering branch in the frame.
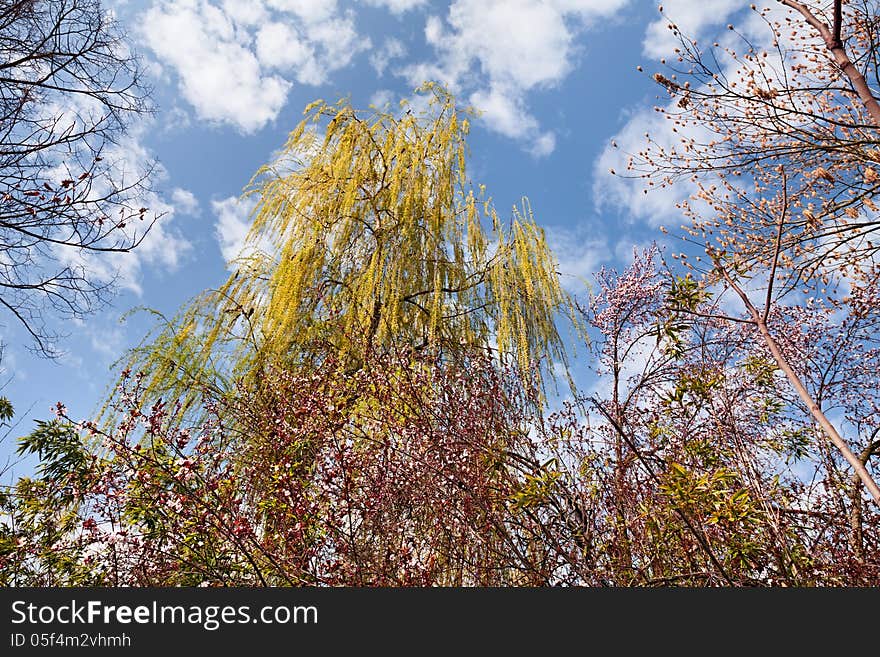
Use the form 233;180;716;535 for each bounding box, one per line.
780;0;880;125
712;255;880;505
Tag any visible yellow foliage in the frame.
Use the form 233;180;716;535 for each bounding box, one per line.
116;84;576;418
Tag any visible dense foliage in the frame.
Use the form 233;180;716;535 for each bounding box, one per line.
2;2;879;587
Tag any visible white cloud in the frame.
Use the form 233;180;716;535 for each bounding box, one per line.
593;107;695;226
256;22;313;72
469;86;538;138
53;196;192;298
546;224;608;293
160;105;192;133
84;320;127;359
140;0;290;133
370;88;395;108
370;38;406;77
139;0;367;133
84;199;191;297
138;0;632;151
404;0;629;156
643;0;740;58
529;132;557;159
442;0;579;88
304;15;365;80
131;209;190;277
113;135;193;280
171;188;200;216
212;195;260;264
0;347;21;382
363;0;426;14
220;0;267;25
469;85;558;158
267;0;337;24
50;118;193;297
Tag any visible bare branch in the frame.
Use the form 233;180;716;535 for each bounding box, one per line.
780;0;880;125
763;170;787;324
713;256;880;505
0;0;155;356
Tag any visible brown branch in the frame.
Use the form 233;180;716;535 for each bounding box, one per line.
831;0;843;46
669;306;755;325
764;170;787;323
848;435;880;561
713;257;880;506
780;0;880;125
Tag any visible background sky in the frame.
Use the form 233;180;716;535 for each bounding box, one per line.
0;0;761;473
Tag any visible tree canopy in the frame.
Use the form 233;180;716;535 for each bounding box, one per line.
123;84;575;417
4;3;880;589
0;0;154;355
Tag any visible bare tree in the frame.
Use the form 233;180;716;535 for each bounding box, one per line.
630;2;880;289
624;2;880;506
0;0;155;355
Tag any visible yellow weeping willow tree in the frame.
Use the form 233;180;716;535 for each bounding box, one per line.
120;84;575;415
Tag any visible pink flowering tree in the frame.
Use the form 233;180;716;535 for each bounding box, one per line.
563;247;880;585
613;2;880;518
5;250;878;586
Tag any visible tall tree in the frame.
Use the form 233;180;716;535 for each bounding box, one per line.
7;250;879;586
625;2;880;504
0;0;153;355
123;84;575;417
532;249;880;585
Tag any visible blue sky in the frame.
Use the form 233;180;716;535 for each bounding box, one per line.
1;0;757;470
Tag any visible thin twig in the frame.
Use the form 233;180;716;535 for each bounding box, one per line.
713;257;880;505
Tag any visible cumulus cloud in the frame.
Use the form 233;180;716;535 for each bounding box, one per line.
140;1;290;133
642;0;740;57
138;0;634;153
370;38;406;77
139;0;367;133
171;188;200;217
545;224;608;293
363;0;426;14
403;0;629;156
593;107;695;227
468;86;539;139
212;195;260;264
441;2;569;87
255;22;314;74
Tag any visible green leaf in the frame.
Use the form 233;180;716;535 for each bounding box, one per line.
0;396;13;423
18;419;88;486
